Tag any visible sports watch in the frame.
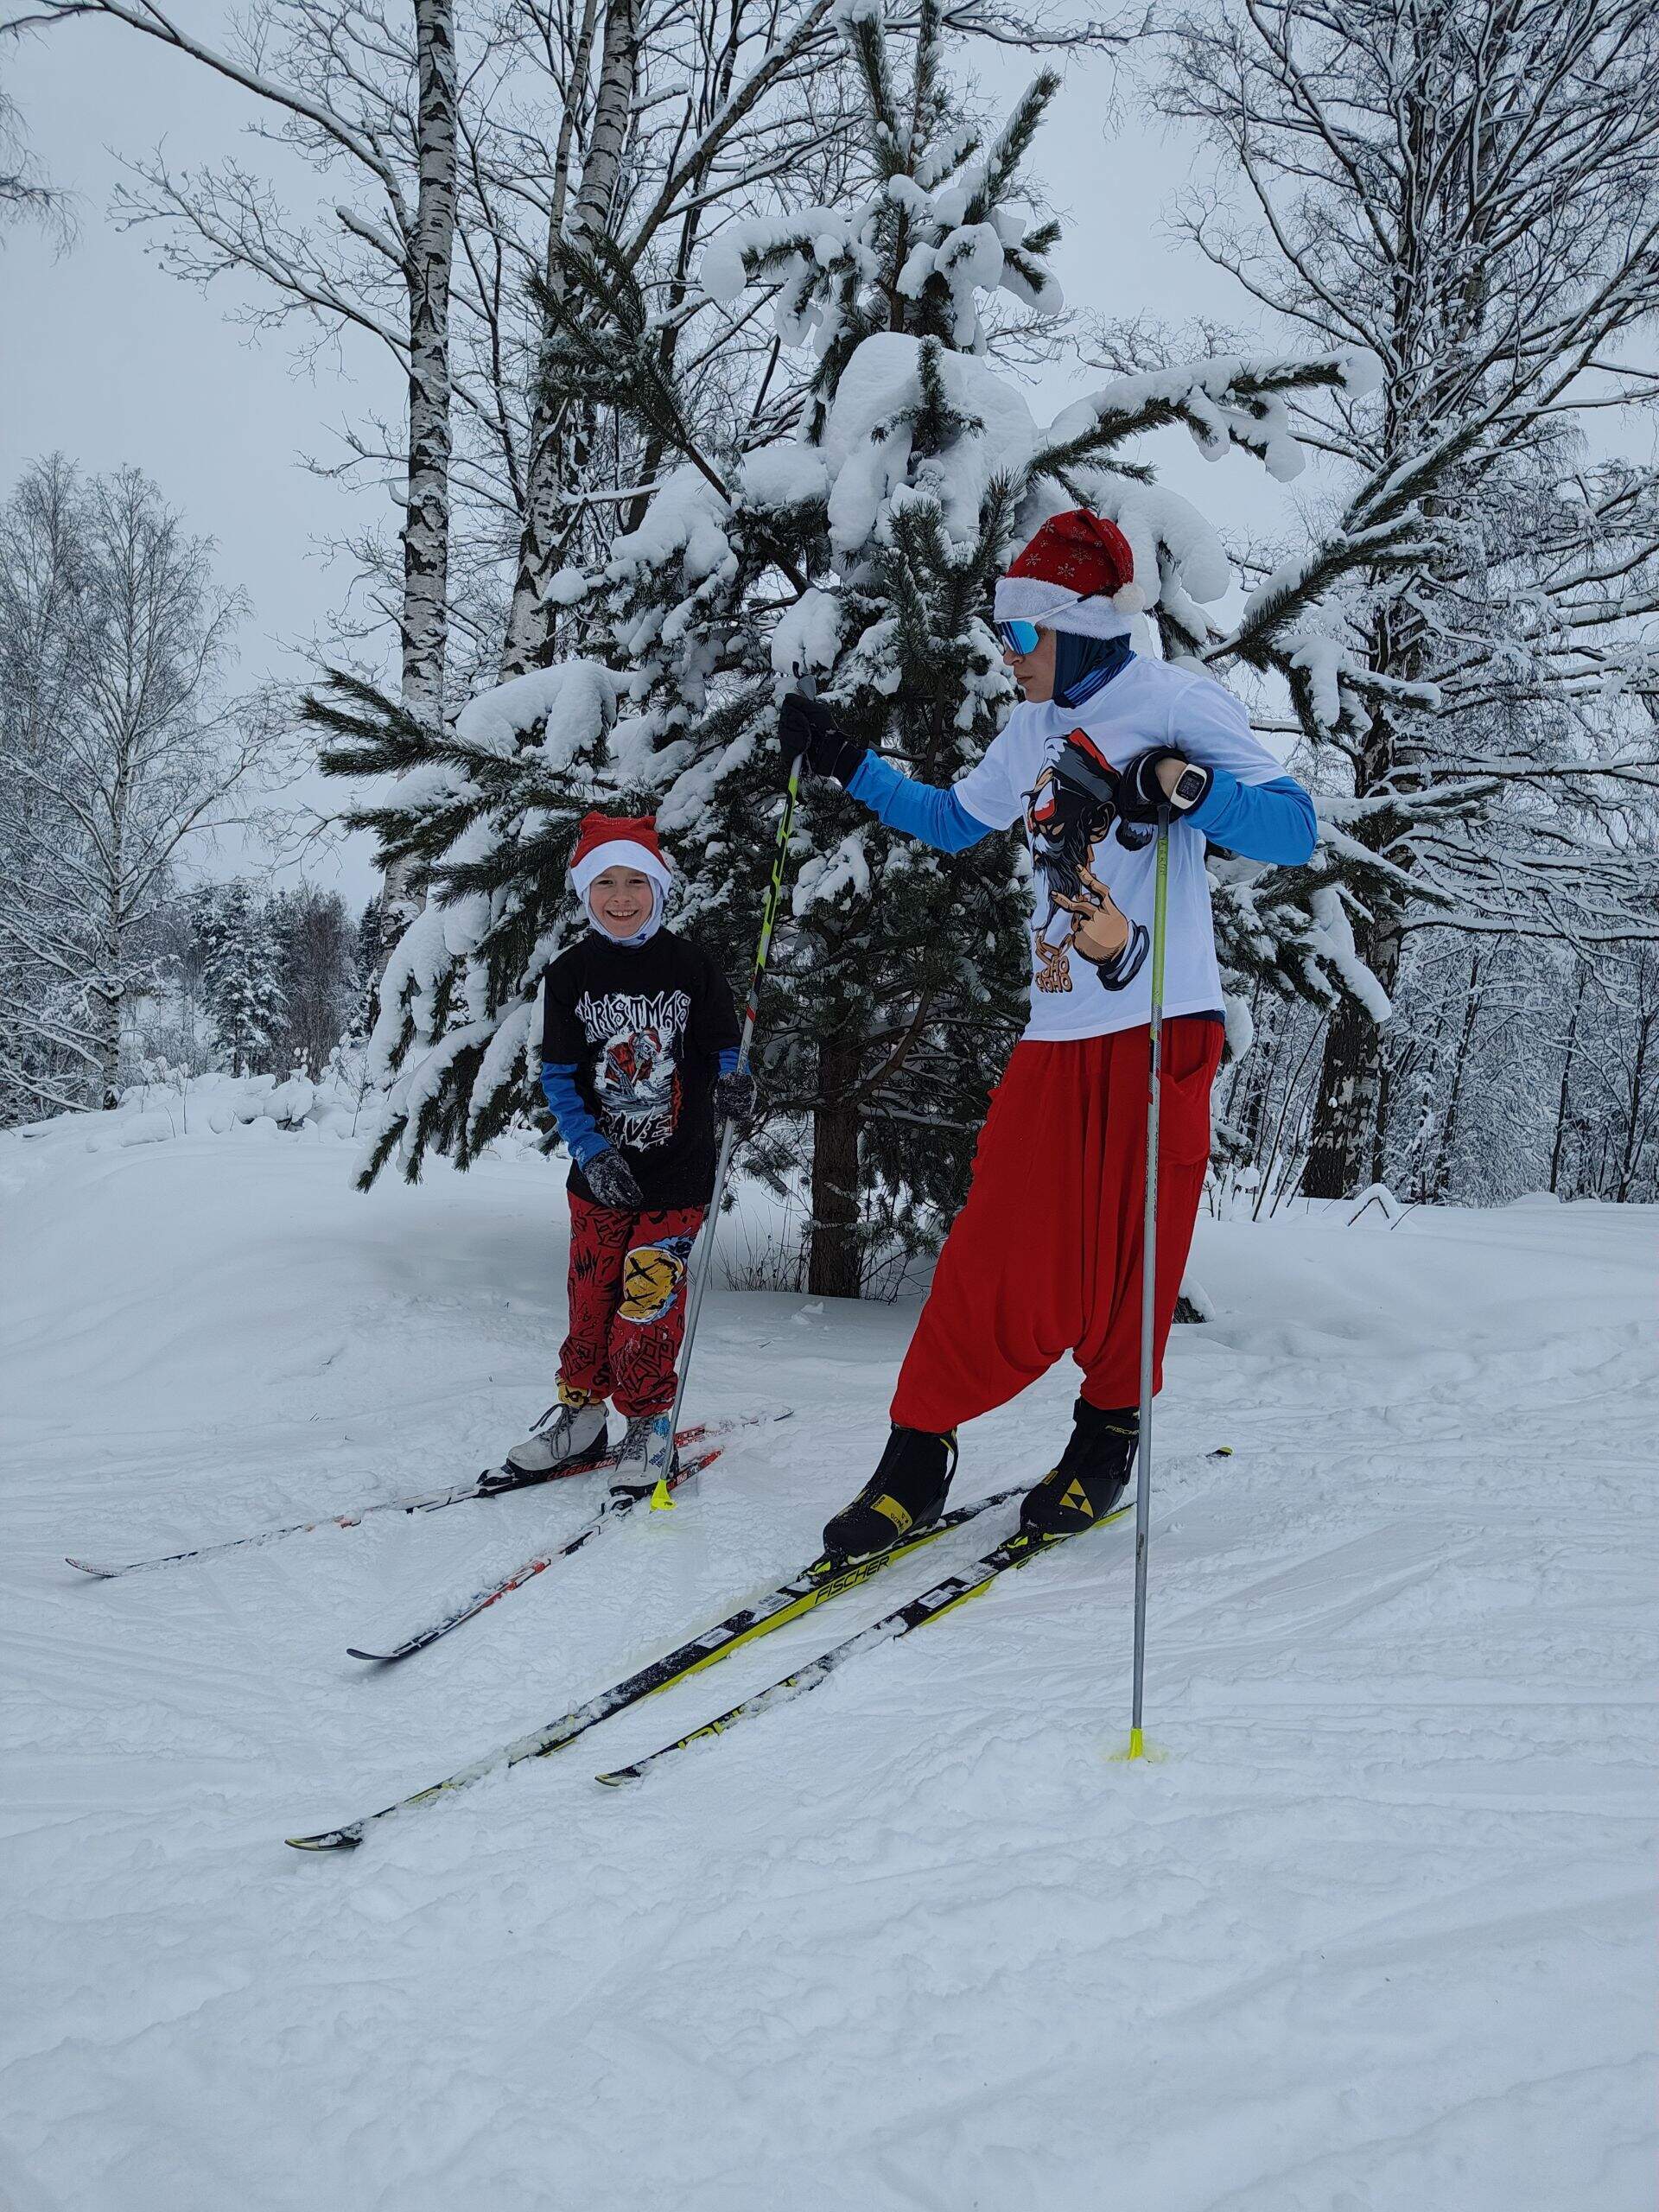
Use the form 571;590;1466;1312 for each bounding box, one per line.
1166;761;1212;813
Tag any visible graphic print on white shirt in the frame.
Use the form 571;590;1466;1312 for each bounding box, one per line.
1024;728;1152;996
951;656;1291;1044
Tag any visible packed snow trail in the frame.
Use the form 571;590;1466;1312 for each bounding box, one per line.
0;1105;1654;2211
63;1412;780;1580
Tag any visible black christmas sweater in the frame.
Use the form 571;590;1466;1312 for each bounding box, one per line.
540;927;740;1211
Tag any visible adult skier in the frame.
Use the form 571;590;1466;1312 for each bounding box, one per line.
781;508;1318;1559
501;813;752;1492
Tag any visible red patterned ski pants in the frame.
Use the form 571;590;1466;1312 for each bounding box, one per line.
891;1019;1223;1433
560;1191;706;1418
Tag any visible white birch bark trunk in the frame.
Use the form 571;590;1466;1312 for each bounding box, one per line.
382;0;459;931
498;0;640;679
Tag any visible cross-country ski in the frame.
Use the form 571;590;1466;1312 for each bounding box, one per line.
64;1410;788;1579
9;9;1657;2198
594;1497;1142;1788
289;1484;1029;1848
343;1424;791;1663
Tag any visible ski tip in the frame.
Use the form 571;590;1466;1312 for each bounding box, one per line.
65;1557;117;1578
593;1764;641;1789
285;1827;363;1853
344;1647;395;1664
1209;1444;1234;1458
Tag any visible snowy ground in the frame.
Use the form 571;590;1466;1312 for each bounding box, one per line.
1;1107;1654;2212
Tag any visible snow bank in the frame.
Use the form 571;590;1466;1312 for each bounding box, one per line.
1;1125;1653;2212
48;1060;556;1162
73;1066;372;1149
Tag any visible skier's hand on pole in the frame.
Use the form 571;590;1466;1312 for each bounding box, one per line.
779;694;866;790
1116;747;1213;828
584;1147;645;1211
713;1067;758;1130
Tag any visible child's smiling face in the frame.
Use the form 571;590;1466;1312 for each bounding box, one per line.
588;866;655;938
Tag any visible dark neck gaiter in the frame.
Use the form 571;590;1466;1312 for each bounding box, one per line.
1053;630;1134;708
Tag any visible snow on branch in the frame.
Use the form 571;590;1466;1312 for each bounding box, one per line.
1033;348;1382;484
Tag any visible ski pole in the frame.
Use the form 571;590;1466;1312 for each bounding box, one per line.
1124;803;1172;1755
660;753;804;1495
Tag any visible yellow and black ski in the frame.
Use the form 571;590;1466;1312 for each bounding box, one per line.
594;1496;1138;1788
286;1483;1024;1850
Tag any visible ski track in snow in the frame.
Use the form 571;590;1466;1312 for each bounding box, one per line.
0;1121;1654;2211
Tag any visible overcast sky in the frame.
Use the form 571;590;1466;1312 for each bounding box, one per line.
3;13;1302;907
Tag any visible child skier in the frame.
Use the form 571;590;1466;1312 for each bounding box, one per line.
500;813;750;1493
780;508;1318;1559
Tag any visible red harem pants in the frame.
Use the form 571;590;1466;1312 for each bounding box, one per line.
561;1191;706;1418
890;1017;1224;1433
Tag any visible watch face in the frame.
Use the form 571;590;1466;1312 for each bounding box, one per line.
1173;766;1208;808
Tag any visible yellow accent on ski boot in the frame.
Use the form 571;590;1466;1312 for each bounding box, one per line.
1020;1402;1138;1538
823;1427;958;1561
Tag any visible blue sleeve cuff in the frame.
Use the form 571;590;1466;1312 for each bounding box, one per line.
1186;768;1317;866
541;1061;607;1164
845;752;992;854
717;1047;740;1077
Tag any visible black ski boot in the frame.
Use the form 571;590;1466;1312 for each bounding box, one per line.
1020;1401;1138;1538
822;1426;958;1560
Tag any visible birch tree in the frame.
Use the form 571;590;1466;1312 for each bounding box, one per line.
10;0;459;936
0;463;274;1114
1;39;68;234
1163;0;1659;1198
0;453;87;1118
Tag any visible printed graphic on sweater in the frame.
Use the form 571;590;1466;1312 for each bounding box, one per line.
575;988;691;1150
1023;730;1150;995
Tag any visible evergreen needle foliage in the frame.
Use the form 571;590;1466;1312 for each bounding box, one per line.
321;2;1393;1288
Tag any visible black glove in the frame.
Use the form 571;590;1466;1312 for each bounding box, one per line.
1115;747;1213;825
583;1146;644;1211
713;1067;757;1129
779;694;866;790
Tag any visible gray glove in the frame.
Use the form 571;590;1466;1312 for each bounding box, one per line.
584;1147;644;1211
714;1067;757;1129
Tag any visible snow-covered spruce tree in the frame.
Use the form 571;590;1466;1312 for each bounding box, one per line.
1165;0;1659;1198
551;3;1387;1291
321;2;1383;1290
308;660;616;1185
193;881;286;1077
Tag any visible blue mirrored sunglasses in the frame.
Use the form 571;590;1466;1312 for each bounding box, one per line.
998;619;1041;657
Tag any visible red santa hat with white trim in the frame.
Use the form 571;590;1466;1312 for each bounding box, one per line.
993;508;1147;640
569;811;674;902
